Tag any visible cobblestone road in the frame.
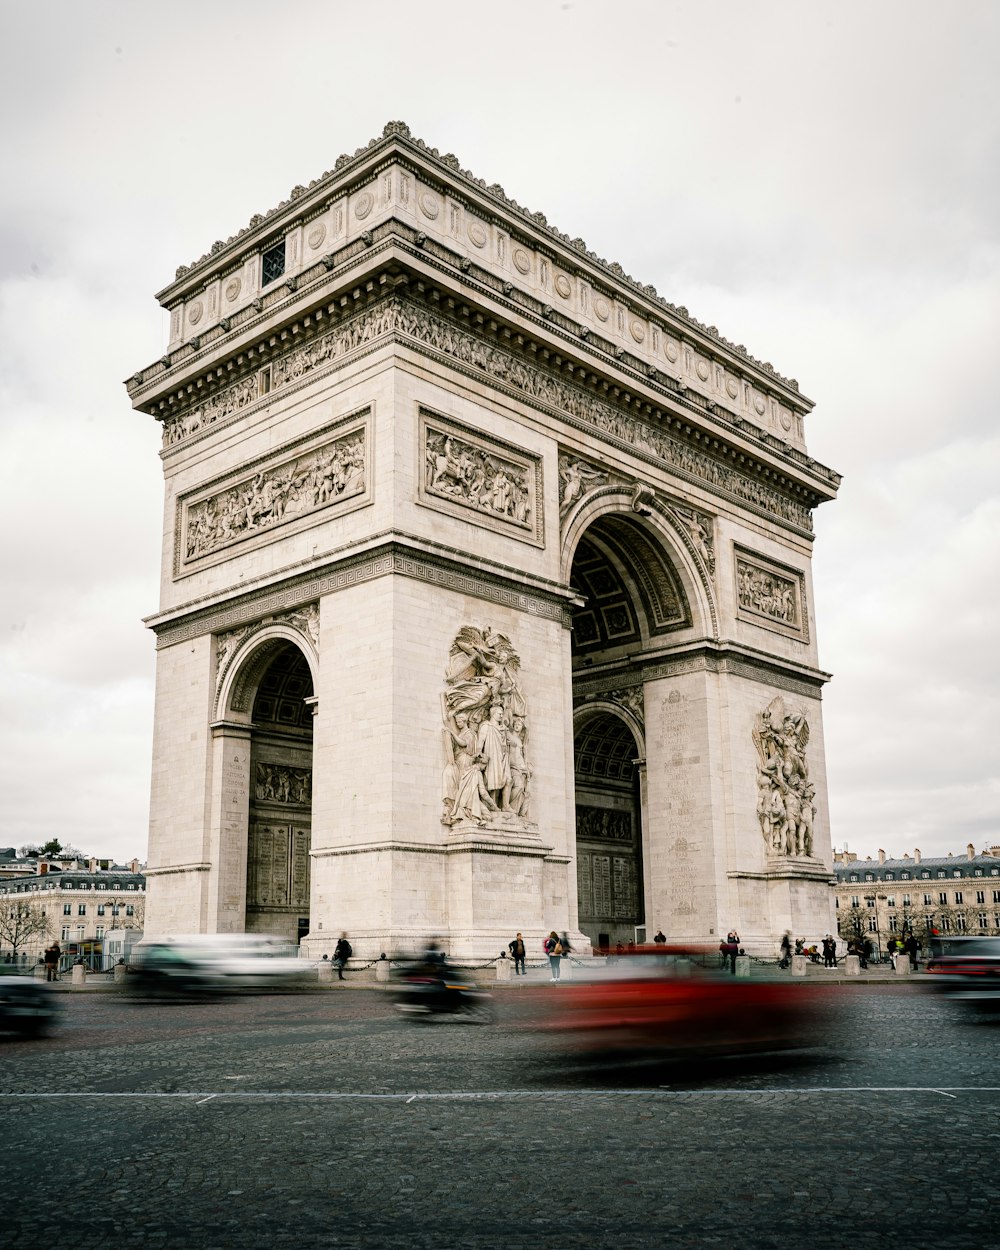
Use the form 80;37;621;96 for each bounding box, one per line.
2;984;997;1248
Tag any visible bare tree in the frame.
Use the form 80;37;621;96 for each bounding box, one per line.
0;896;50;960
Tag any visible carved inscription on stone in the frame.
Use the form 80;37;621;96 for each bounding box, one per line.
752;695;815;858
254;763;312;806
420;412;542;545
440;625;535;831
180;421;366;568
247;823;310;909
735;548;805;638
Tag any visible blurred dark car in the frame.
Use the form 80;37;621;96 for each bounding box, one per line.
0;965;60;1037
924;936;1000;1007
528;947;820;1060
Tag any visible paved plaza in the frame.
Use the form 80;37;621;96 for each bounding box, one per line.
1;983;997;1248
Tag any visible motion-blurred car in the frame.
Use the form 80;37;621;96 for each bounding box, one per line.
0;965;60;1037
131;934;317;997
526;947;821;1061
924;936;1000;1007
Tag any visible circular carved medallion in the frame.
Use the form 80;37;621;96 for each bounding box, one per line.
630;319;646;343
554;274;572;299
696;358;710;381
726;376;739;399
468;221;488;248
188;301;203;325
307;223;326;249
512;247;531;274
780;408;793;431
664;338;679;362
593;297;610;322
354;190;374;220
224;278;241;303
418;191;440;219
754;393;767;415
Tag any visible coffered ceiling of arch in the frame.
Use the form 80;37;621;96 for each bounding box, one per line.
574;711;639;787
570;515;689;657
252;644;314;732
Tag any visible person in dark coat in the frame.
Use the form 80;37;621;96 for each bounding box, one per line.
43;942;60;982
822;935;837;967
508;932;526;976
904;933;920;970
779;931;792;968
333;933;352;981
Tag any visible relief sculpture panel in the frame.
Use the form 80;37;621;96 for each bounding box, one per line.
735;547;806;639
178;417;368;573
420;411;542;546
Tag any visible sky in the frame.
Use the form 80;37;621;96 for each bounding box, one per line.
0;1;997;865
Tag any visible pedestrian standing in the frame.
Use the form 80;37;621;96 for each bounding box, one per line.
333;932;352;981
904;933;919;970
43;941;60;982
822;934;837;967
779;931;792;969
508;932;526;976
544;931;563;982
653;929;667;945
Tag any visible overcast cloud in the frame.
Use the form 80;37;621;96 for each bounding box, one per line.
1;0;997;864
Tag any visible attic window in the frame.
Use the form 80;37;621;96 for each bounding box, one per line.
262;240;286;287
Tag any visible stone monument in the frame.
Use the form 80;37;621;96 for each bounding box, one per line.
127;122;841;960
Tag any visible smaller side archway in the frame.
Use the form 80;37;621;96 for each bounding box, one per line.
210;624;318;944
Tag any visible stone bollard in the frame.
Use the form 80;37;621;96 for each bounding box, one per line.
375;960;391;982
71;963;87;987
895;954;911;976
495;959;511;982
791;955;808;977
845;955;861;976
734;955;751;978
317;961;334;984
113;963;128;985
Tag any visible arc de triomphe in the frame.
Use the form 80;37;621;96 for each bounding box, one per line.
128;122;840;959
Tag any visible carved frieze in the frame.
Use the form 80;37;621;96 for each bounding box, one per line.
752;696;815;859
163;293;814;533
670;504;716;576
178;417;368;572
735;546;807;640
419;411;543;546
254;762;312;806
392;301;814;532
161;301;396;447
440;626;536;832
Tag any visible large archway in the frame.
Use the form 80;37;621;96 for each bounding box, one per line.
570;510;694;948
244;642;315;942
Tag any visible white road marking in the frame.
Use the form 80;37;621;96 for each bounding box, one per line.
1;1086;1000;1101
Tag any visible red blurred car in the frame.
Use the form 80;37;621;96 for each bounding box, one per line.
528;947;819;1059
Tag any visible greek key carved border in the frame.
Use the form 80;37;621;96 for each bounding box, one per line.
153;540;571;650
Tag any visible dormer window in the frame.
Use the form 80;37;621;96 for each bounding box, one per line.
262;239;286;287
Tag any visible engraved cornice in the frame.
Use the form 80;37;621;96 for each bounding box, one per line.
147;532;578;650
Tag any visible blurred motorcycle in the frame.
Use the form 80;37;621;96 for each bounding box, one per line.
392;964;494;1024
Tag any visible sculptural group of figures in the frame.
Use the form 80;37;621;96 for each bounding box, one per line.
753;696;815;857
426;432;532;527
185;433;364;560
737;562;798;625
441;627;533;828
255;763;311;805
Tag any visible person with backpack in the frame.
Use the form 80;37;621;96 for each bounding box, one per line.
333;933;352;981
544;931;563;982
